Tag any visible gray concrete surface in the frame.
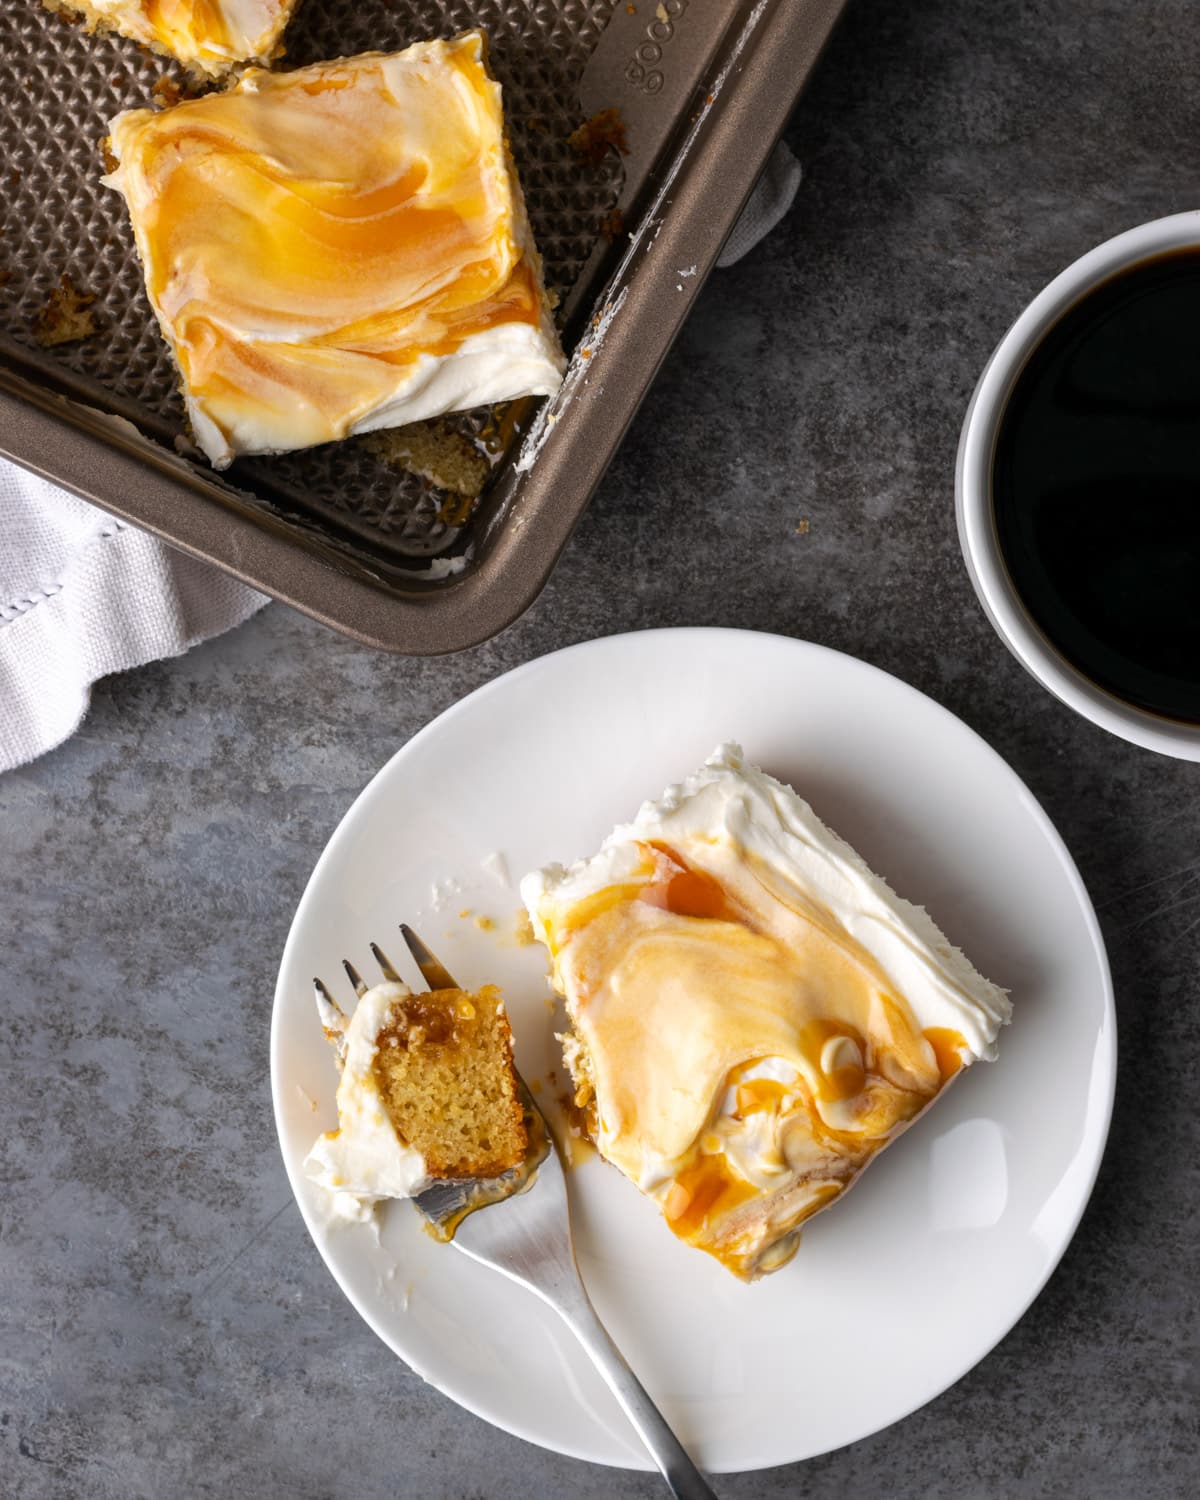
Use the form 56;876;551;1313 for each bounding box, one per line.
3;0;1198;1495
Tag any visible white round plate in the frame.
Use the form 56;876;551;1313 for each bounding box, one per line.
271;628;1115;1474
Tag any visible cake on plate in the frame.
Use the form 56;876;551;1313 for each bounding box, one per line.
521;744;1011;1280
44;0;298;76
305;978;527;1220
102;33;565;467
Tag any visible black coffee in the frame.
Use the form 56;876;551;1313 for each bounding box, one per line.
994;249;1200;724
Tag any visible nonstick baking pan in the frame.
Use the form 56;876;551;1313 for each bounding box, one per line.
0;0;847;652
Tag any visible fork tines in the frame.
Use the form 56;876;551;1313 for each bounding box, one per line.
398;924;459;992
314;925;461;1037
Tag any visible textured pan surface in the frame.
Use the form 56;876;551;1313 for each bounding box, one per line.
0;0;846;648
0;0;623;557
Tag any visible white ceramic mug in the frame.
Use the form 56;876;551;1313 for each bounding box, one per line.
956;211;1200;761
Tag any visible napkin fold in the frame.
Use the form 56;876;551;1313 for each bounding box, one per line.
0;143;801;773
717;142;804;269
0;472;267;771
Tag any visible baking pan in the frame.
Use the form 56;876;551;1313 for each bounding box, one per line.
0;0;846;652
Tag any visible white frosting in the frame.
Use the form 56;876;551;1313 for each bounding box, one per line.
701;1058;806;1193
522;742;1011;1062
188;320;563;469
304;982;431;1215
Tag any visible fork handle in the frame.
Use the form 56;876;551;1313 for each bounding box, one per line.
549;1282;719;1499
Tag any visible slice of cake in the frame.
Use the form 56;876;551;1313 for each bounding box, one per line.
102;33;565;468
521;744;1011;1281
305;978;527;1220
44;1;298;77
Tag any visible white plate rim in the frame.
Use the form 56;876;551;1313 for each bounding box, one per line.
270;626;1117;1471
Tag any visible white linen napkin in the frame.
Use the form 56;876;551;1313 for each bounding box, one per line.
0;471;267;771
717;142;803;269
0;144;801;773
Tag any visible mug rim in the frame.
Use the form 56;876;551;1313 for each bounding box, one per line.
956;210;1200;761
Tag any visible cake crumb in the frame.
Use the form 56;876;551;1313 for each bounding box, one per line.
600;207;625;242
34;275;99;347
569;107;630;168
795;519;811;535
363;420;489;502
474;915;495;932
353;983;527;1180
458;908;472;920
152;76;184;108
512;909;535;947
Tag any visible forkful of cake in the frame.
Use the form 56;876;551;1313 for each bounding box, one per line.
305;925;719;1500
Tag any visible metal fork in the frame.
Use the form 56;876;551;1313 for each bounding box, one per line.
317;925;718;1500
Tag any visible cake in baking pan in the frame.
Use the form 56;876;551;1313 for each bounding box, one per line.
103;33;565;468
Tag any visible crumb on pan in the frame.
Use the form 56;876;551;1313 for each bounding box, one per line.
362;420;490;503
569;107;630;168
600;207;625;242
41;0;86;28
152;76;185;109
35;275;99;347
151;71;207;107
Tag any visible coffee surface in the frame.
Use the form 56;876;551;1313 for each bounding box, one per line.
994;249;1200;723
